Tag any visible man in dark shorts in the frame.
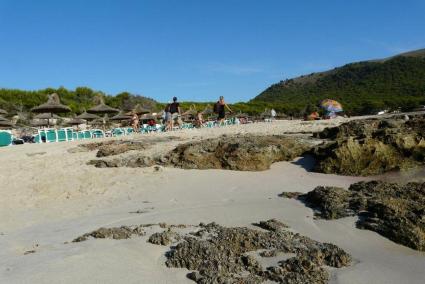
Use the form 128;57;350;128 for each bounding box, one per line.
169;97;182;129
214;96;232;125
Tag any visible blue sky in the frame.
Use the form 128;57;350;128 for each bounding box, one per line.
0;0;424;102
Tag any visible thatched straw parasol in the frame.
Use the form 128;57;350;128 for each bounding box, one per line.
87;95;119;129
76;111;100;121
0;116;9;122
34;113;61;119
66;118;85;126
110;111;132;121
135;104;150;115
0;108;8;115
31;93;71;127
87;96;119;114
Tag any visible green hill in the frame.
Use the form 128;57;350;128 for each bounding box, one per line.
252;49;425;115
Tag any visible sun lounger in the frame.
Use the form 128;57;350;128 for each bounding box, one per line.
83;130;92;139
57;129;67;142
0;130;12;147
112;128;125;137
45;129;58;143
91;129;104;138
77;132;85;140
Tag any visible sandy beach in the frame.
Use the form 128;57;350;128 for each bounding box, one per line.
1;119;424;284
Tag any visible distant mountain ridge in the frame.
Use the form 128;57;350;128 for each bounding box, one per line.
252;48;425;115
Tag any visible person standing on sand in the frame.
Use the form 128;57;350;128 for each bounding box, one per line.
131;113;140;132
169;97;182;130
214;96;232;125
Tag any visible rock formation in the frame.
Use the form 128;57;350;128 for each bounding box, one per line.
313;114;425;176
282;181;425;251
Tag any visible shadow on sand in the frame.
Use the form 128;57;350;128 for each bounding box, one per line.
291;154;316;172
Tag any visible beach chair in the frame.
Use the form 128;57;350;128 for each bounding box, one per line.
72;132;78;140
83;130;92;139
45;129;58;143
77;131;85;140
126;128;134;135
57;129;66;142
66;128;74;141
0;130;12;147
112;128;125;137
91;129;104;138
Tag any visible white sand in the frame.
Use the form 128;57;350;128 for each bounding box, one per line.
1;120;424;283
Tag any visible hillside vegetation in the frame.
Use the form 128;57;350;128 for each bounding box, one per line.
0;87;157;115
253;50;425;115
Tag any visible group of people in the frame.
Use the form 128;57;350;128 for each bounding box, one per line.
129;96;233;132
162;96;233;131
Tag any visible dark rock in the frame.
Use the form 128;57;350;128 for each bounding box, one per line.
313;114;425;176
254;219;289;232
259;249;278;257
87;134;317;171
295;181;425;251
278;192;303;199
161;221;351;283
148;229;181;246
302;186;354;219
165;135;315;171
72;226;146;242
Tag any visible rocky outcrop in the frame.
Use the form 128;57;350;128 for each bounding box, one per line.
163;220;351;283
313;114;425;176
72;225;146;242
282;181;425;251
148;229;181;246
165;135;314;171
71;220;351;283
88;134;317;171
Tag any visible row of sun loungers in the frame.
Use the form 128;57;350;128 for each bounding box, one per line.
0;118;245;147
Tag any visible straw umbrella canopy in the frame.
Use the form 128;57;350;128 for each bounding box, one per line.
0;116;9;122
87;103;119;114
0;108;8;115
34;113;61;119
87;96;119;129
110;111;132;121
31;93;71;127
66;118;85;126
129;104;150;115
76;111;100;121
